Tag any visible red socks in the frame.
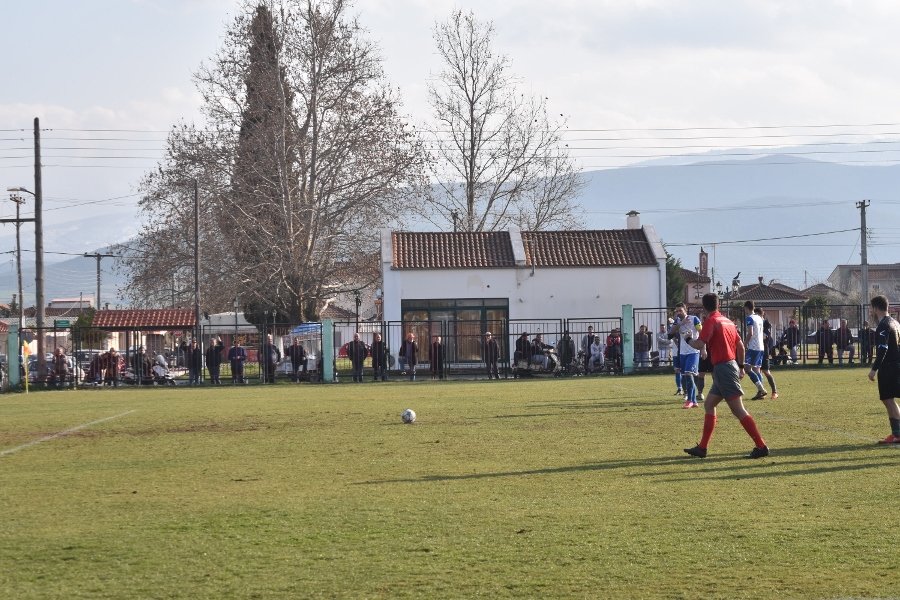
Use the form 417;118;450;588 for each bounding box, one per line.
740;415;766;448
699;414;717;448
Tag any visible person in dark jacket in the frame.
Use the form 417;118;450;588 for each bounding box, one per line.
859;320;876;365
188;340;203;385
835;319;855;366
49;346;70;389
205;337;224;384
286;338;308;383
633;324;652;368
515;332;531;365
370;332;388;382
556;330;575;373
347;332;368;383
228;340;247;384
483;331;501;379
398;332;419;381
131;345;153;385
781;319;801;364
430;335;445;380
259;334;281;384
816;320;834;365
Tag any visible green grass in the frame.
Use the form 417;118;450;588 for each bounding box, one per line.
1;369;897;599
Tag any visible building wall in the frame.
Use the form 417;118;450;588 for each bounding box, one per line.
382;265;664;322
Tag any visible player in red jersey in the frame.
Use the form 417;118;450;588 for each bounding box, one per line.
682;293;769;459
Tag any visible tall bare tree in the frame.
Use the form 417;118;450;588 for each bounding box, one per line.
117;0;425;322
424;9;583;232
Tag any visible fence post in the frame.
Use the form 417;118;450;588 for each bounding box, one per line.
322;319;335;382
622;304;634;374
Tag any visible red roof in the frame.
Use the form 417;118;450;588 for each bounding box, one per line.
91;309;196;330
0;321;8;333
391;229;657;269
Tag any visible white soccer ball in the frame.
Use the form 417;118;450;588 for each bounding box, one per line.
401;408;416;424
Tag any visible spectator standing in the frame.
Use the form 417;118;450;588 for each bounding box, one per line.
634;324;652;368
104;348;121;387
556;330;576;373
816;320;834;365
430;335;445;380
347;332;368;383
867;294;900;444
835;319;855;366
370;332;388;382
657;322;674;365
188;340;203;385
259;333;281;384
49;347;70;389
228;340;247;384
205;337;224;384
286;338;308;383
581;326;597;374
398;332;419;381
483;331;500;379
859;320;876;365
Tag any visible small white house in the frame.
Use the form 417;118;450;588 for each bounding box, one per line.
380;214;667;333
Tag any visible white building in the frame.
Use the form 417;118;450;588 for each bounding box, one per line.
380;214;667;338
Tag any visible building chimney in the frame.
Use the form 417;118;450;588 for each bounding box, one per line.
758;276;764;285
626;210;641;230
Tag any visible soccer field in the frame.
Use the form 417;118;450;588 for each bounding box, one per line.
1;370;897;599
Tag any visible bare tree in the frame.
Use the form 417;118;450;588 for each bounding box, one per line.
424;9;583;232
118;0;425;322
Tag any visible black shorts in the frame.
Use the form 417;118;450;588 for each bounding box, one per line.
877;367;900;400
698;355;713;374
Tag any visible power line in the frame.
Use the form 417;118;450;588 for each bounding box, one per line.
664;227;858;247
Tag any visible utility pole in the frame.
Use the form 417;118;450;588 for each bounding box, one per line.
857;199;870;309
193;179;201;342
83;253;116;308
34;117;46;381
8;193;26;340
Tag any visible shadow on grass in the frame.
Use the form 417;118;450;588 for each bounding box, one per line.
492;398;674;419
354;443;894;485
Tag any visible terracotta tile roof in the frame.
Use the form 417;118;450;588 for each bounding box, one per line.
679;267;712;283
392;229;657;269
24;306;86;318
91;309;196;330
321;304;356;320
521;230;657;267
730;282;808;302
0;321;8;333
770;282;804;295
802;283;849;298
392;231;515;269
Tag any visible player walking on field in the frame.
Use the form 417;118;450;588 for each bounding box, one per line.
684;293;769;459
743;301;768;400
867;295;900;444
669;303;701;408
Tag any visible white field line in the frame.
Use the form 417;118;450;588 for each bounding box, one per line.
755;409;900;449
0;410;136;458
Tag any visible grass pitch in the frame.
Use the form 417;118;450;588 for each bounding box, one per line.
1;369;898;599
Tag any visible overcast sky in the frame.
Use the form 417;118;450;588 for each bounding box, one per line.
2;0;898;291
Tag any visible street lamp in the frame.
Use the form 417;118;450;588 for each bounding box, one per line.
7;186;44;382
353;290;361;326
7;192;26;344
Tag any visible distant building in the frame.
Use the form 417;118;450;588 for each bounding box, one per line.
828;263;900;303
727;276;808;330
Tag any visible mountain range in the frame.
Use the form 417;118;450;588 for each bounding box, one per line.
1;154;895;307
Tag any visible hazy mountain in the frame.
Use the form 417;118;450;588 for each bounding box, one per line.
1;154;894;307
